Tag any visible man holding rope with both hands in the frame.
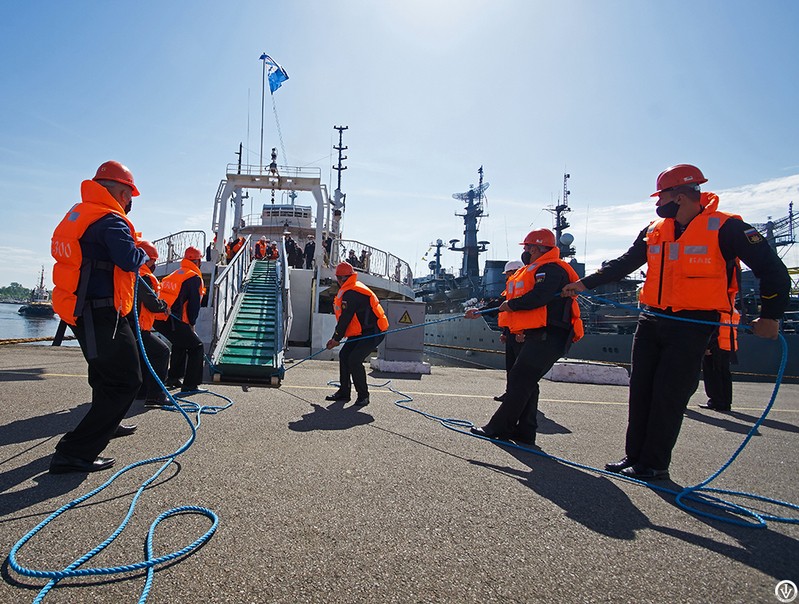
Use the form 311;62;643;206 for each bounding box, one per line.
562;164;790;480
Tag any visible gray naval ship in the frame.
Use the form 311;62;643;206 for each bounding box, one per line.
416;171;799;383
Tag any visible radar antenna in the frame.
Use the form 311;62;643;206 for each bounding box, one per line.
449;166;490;279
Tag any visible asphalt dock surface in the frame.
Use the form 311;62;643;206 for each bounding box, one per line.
0;344;797;603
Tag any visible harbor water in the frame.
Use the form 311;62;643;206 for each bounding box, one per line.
0;302;71;344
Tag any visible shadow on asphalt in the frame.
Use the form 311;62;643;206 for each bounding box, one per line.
685;407;798;435
0;459;182;522
0;403;91;449
472;444;799;581
470;448;649;539
287;396;374;432
651;485;799;581
0;368;48;383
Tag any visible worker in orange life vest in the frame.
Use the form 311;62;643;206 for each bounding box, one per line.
325;261;389;406
153;246;206;393
562;164;790;480
254;236;268;260
49;161;147;474
466;259;526;403
466;229;583;447
133;239;171;407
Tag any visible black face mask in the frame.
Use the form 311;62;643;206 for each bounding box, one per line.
521;251;532;265
656;201;679;218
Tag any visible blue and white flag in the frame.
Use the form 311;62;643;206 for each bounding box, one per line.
259;53;289;94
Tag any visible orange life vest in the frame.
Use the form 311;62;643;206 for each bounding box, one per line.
333;276;389;337
497;266;525;329
51;180;139;326
138;264;168;331
717;309;740;352
640;192;740;313
501;248;584;342
254;241;267;259
160;259;207;324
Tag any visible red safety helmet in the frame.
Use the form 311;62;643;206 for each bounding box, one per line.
136;240;158;260
93;160;140;196
335;261;355;277
651;164;707;197
184;246;203;261
520;228;556;248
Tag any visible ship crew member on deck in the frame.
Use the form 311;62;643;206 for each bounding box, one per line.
325;261;389;407
465;260;524;403
133;239;171;407
562;164;790;480
254;235;268;260
466;229;583;447
49;160;147;474
304;234;316;269
154;246;206;394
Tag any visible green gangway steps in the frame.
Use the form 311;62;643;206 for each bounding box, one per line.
213;260;283;385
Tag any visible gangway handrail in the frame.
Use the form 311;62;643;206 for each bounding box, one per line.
330;239;413;287
278;238;292;355
152;231;207;268
211;235;253;348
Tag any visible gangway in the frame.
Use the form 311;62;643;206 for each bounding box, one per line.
210;259;285;386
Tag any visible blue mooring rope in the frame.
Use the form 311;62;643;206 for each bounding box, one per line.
12;284;796;601
8;280;234;603
289;290;798;528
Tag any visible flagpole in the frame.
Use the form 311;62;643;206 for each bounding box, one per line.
260;53;266;174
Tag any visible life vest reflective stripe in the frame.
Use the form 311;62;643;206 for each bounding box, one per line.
51;180;138;326
138;265;167;331
502;247;584;342
640;192;740;313
333;277;389;337
160;259;207;324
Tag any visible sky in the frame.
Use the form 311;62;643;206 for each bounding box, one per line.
1;0;798;289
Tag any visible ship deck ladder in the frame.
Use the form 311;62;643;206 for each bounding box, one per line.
210;259;284;386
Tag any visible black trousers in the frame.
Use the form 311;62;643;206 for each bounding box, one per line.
504;332;522;375
702;348;733;407
137;329;170;402
339;333;385;398
57;308;142;460
486;327;570;440
626;313;715;470
153;319;204;390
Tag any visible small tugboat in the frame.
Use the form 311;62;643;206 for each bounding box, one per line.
18;267;55;318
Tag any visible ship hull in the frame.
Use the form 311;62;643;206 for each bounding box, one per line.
424;313;799;384
18;303;54;317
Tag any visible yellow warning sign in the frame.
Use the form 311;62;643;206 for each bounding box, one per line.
398;311;413;324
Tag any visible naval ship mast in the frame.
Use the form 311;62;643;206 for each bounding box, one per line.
546;172;576;259
449;167;490;280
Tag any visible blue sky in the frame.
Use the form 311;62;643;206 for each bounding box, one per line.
1;0;798;289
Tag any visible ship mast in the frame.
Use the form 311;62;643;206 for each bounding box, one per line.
546;172;576;259
449;167;490;279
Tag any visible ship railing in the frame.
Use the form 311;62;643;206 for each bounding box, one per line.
330;239;413;286
211;235;253;346
277;237;292;354
226;163;322;180
239;212;313;230
152;231;207;269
